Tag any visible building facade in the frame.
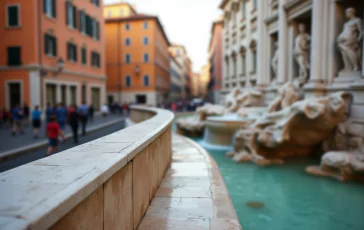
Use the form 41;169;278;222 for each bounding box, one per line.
0;0;106;110
168;44;192;99
191;72;201;97
221;0;364;126
169;54;183;101
208;16;224;104
105;4;170;106
200;64;210;97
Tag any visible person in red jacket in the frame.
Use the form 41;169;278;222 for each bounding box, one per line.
46;115;64;156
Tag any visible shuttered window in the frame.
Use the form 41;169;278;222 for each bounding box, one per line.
67;43;77;62
81;47;87;65
44;34;57;56
91;0;100;7
7;5;19;27
66;2;77;29
7;47;21;66
91;52;100;68
44;0;56;18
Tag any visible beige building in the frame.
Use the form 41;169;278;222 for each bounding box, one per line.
169;44;191;99
200;64;210;97
221;0;364;121
191;73;200;97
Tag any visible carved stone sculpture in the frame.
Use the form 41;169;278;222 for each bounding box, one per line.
271;42;279;80
267;81;302;113
306;117;364;182
337;8;363;72
176;103;226;136
227;92;351;166
294;23;310;83
224;88;264;113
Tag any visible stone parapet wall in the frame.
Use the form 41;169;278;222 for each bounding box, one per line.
0;106;174;230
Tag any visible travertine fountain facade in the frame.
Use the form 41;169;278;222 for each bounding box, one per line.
219;0;364;181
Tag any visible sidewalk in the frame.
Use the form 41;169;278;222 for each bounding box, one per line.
138;134;241;230
0;114;124;160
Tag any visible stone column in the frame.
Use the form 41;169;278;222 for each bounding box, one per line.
304;0;326;97
66;85;71;106
287;22;297;82
257;0;268;86
277;0;288;84
56;84;61;104
29;71;41;109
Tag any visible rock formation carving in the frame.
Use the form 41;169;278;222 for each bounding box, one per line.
337;7;363;72
224;88;264;113
267;81;302;113
227;92;351;166
271;42;279;80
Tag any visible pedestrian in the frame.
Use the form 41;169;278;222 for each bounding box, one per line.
78;101;89;136
56;103;67;133
2;108;10;128
46;115;64;156
170;102;177;112
31;105;42;138
23;103;30;127
123;102;129;116
88;104;94;123
101;104;109;120
11;104;24;136
45;103;54;124
67;105;79;144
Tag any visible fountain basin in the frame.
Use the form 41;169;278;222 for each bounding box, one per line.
200;114;255;150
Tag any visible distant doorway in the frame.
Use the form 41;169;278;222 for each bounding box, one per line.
108;95;114;105
70;86;77;106
7;82;21;108
136;94;146;104
91;87;100;110
46;84;56;106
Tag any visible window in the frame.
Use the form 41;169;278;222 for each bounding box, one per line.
44;0;56;18
44;34;57;56
91;52;100;67
143;75;149;86
7;46;21;66
242;2;246;19
66;2;77;29
7;5;20;27
125;54;131;63
143;36;149;45
67;43;77;62
125;76;131;87
92;20;100;40
125;38;131;46
125;23;130;30
143;21;148;29
253;50;257;73
91;0;100;7
81;47;87;64
79;10;85;33
143;53;149;63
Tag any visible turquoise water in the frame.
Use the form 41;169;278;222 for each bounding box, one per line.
174;117;364;230
196;135;364;230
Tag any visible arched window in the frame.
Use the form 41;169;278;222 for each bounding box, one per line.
125;53;131;63
125;76;131;87
143;75;149;86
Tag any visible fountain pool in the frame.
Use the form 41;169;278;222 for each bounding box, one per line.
197;136;364;230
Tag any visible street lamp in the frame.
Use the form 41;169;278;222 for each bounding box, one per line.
56;58;64;74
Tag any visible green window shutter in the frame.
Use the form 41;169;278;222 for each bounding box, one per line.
52;0;56;18
72;5;77;29
53;37;57;56
44;0;47;14
44;34;49;55
65;1;69;25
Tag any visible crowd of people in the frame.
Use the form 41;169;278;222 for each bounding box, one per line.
158;98;208;112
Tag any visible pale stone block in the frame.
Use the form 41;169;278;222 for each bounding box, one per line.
51;187;103;230
138;216;210;230
212;194;238;220
104;163;133;230
148;139;161;199
133;147;150;229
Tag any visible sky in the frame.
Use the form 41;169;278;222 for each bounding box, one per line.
104;0;222;72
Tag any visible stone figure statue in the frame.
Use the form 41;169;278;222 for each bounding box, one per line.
271;42;279;79
294;23;310;83
337;7;363;72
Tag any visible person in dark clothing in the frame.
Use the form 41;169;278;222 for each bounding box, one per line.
78;101;89;136
68;105;79;144
23;103;30;127
88;104;94;123
45;103;54;124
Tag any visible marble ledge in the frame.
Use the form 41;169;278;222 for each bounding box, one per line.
0;106;174;230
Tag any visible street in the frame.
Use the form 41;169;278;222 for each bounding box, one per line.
0;120;125;173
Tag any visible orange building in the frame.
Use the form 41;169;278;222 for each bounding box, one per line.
0;0;106;110
104;3;170;106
